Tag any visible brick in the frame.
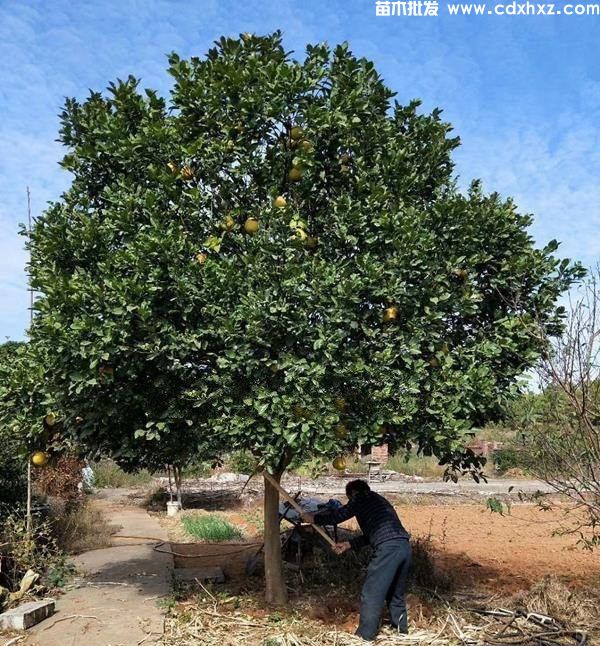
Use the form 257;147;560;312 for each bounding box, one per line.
371;443;389;463
0;599;55;630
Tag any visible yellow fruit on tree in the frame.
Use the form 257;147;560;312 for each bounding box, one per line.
334;424;348;440
300;140;313;152
244;217;260;234
332;456;347;471
180;166;194;180
167;161;178;174
31;451;48;467
44;412;57;427
223;215;236;231
274;196;287;208
383;306;399;322
288;167;303;182
290;126;303;140
196;252;208;265
292;228;308;242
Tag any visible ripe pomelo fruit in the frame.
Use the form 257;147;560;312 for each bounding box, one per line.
244;217;260;234
383;306;398;322
31;451;48;467
332;456;346;471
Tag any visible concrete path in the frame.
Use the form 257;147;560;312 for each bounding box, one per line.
292;477;553;497
23;496;171;646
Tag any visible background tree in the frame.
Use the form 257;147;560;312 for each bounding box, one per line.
27;33;582;603
0;340;70;513
0;342;30;508
514;269;600;547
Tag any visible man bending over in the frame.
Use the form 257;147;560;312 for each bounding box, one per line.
302;479;412;641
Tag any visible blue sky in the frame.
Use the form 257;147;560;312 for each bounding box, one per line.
1;0;599;341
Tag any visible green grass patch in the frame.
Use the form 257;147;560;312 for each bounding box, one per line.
181;514;243;541
91;459;153;488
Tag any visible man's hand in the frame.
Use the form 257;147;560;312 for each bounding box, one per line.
300;512;315;524
332;541;351;554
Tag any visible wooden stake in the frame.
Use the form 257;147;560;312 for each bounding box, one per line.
262;471;336;547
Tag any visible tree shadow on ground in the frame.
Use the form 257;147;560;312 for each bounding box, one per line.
75;544;171;597
142;486;260;512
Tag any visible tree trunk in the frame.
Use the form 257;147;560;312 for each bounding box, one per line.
263;470;287;605
167;464;174;503
173;464;183;508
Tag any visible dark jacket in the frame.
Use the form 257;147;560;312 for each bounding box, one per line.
313;490;410;550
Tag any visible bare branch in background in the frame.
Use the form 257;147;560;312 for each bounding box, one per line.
527;266;600;547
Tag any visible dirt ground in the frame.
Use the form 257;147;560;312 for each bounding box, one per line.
164;499;600;595
161;497;600;642
398;502;600;592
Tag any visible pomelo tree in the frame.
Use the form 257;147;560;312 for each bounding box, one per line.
0;342;31;506
27;32;582;603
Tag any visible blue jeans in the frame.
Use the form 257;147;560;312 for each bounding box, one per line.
356;538;412;641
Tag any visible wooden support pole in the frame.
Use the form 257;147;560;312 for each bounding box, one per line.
262;471;336;547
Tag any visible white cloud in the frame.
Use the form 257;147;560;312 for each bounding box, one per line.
455;106;600;267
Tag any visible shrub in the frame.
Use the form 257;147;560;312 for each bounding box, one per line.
493;445;529;474
410;534;454;592
181;514;243;541
34;455;84;502
226;450;257;475
49;499;115;554
91;459;153;488
0;440;26;508
290;456;331;479
0;509;61;594
182;462;213;478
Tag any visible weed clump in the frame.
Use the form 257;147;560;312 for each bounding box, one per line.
182;514;244;541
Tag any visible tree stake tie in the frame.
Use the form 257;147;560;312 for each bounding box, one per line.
262;471;336;548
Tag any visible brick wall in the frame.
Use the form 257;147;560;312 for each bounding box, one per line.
370;443;389;464
466;440;503;457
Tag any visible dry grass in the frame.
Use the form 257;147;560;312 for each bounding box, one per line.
50;499;116;554
386;454;446;479
159;528;469;646
91;459;153;488
512;575;600;633
158;535;596;646
159;594;455;646
410;535;455;594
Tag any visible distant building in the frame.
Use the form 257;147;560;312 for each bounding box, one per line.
358;442;389;464
466;440;503;457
